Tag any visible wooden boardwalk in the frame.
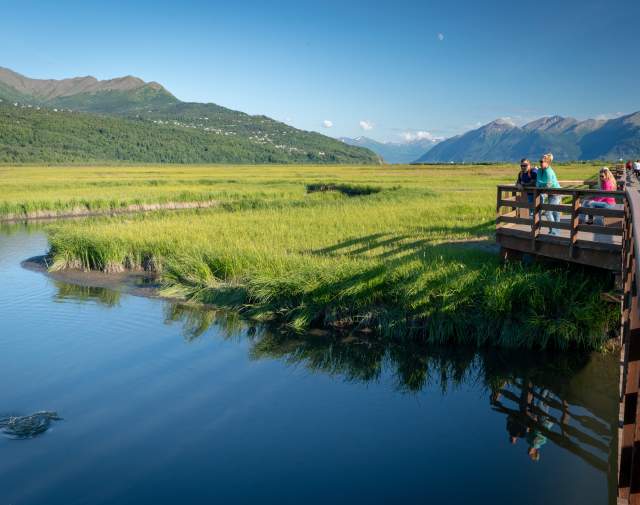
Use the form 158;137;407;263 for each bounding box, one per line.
496;183;625;271
495;167;640;504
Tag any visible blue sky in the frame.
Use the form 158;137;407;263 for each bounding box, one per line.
1;0;638;142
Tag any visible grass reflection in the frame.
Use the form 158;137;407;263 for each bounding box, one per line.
52;279;618;494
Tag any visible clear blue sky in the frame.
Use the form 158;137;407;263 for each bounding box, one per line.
1;0;638;142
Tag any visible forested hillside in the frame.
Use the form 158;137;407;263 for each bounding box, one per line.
0;103;378;164
0;66;378;164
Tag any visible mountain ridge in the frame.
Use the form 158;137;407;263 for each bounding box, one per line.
0;66;378;164
0;66;172;100
417;113;640;162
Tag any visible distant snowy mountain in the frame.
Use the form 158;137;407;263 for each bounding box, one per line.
340;136;441;163
416;114;640;162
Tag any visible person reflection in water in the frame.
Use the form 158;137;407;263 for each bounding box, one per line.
507;414;527;444
500;380;531;445
491;380;558;462
527;389;554;461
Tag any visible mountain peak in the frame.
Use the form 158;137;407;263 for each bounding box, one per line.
493;117;516;126
478;118;518;134
523;115;578;132
418;110;640;163
0;66;162;100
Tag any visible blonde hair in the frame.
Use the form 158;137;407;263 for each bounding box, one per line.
541;153;554;164
600;167;616;183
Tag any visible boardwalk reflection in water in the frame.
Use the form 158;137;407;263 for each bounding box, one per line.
45;280;619;503
166;301;618;481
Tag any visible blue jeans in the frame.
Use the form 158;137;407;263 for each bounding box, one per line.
580;200;613;225
543;194;561;234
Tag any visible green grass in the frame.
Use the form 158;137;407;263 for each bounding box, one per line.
9;162;615;350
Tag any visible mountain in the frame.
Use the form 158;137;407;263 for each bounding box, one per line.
0;67;378;164
417;114;639;162
0;102;377;164
579;112;640;160
339;136;440;163
0;66;168;100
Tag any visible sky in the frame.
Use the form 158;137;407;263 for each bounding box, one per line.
1;0;638;142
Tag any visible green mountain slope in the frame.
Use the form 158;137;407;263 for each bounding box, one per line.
0;81;34;104
0;102;378;164
49;84;179;114
0;67;378;164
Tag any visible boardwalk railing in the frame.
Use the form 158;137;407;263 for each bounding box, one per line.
495;166;640;503
496;185;626;271
618;170;640;503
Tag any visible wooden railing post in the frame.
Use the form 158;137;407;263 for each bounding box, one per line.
569;192;580;258
531;188;540;250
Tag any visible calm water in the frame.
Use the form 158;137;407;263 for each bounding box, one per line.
0;227;619;504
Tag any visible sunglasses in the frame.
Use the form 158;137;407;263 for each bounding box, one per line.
520;164;529;168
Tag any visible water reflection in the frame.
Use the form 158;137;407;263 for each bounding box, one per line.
0;224;618;504
53;280;122;307
50;276;618;499
491;380;610;470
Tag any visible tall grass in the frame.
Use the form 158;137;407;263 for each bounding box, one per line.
0;162;601;218
41;162;618;349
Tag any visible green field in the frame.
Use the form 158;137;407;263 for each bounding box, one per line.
2;163;618;348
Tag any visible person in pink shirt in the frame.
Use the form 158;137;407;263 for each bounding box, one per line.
581;167;617;225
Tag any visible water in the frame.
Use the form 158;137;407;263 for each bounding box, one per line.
0;226;619;504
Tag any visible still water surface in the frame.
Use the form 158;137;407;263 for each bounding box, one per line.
0;227;619;504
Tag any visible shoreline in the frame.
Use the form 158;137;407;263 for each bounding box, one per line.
1;200;219;223
21;254;335;336
22;255;162;299
21;253;619;350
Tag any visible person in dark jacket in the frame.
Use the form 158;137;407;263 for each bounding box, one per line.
516;158;537;216
516;158;537;188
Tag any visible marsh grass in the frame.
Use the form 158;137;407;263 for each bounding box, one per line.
305;182;384;196
37;162;619;350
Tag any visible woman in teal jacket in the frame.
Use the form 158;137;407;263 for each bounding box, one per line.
536;153;561;235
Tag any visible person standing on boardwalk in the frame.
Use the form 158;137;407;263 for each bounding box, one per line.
536;153;561;235
515;158;538;217
516;158;537;188
635;160;640;177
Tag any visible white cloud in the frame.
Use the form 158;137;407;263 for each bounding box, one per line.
322;119;333;128
400;131;443;142
359;120;374;131
498;116;517;126
437;33;444;41
595;112;624;120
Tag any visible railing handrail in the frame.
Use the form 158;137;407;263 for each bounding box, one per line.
498;185;625;198
624;175;640;303
618;170;640;503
